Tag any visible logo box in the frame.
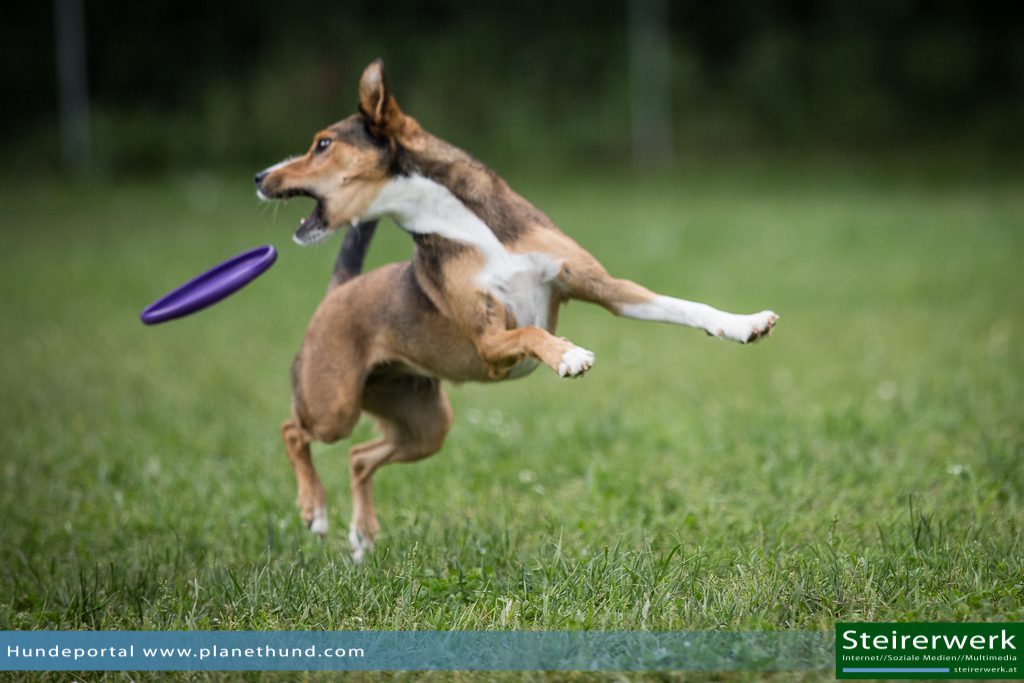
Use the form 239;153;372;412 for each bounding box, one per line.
836;623;1022;679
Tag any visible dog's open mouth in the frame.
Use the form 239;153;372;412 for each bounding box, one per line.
278;188;331;246
295;202;331;246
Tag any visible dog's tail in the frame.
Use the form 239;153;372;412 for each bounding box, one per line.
329;220;379;290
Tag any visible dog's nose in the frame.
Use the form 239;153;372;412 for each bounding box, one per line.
254;170;268;186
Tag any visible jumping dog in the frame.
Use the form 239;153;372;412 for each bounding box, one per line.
255;60;778;560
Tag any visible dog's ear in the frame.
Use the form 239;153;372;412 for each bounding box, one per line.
359;59;405;137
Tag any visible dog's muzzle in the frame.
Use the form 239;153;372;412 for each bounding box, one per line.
253;171;331;246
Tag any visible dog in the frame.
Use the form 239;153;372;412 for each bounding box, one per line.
255;60;778;560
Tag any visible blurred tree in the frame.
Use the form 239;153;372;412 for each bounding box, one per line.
53;0;91;174
629;0;673;165
1;0;1020;173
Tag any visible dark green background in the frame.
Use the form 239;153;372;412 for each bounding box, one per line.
3;0;1023;174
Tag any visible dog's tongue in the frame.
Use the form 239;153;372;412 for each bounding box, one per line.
293;215;330;246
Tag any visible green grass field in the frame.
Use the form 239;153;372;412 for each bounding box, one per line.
1;158;1022;677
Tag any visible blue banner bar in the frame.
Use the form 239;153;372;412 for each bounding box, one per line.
1;631;832;671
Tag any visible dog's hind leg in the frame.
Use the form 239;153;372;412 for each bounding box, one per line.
344;437;392;560
347;374;453;561
285;344;366;537
281;415;328;536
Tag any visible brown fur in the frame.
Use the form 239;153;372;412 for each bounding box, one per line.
257;60;777;556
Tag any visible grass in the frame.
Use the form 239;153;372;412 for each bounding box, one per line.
0;156;1022;677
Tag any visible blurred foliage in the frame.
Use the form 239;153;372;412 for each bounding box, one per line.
2;0;1023;173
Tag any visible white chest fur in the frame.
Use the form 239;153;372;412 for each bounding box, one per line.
365;174;561;330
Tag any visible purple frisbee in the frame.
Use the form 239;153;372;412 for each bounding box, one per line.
140;245;277;325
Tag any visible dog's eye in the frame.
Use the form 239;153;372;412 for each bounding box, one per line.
314;138;332;154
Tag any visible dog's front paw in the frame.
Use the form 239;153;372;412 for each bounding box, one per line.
744;310;779;343
715;311;779;343
558;346;595;378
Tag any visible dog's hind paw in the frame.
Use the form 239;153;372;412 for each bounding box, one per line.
348;523;375;563
558;346;595;378
299;500;329;538
308;508;329;537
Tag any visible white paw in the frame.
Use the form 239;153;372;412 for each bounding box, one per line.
309;508;328;537
558;346;595;377
348;523;374;563
716;310;779;343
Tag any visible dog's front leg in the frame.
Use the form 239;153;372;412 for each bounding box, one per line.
561;258;778;343
450;287;595;378
475;326;595;378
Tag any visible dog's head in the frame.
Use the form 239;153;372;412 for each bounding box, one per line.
254;59;417;245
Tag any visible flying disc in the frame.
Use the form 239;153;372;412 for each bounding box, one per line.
140;245;277;325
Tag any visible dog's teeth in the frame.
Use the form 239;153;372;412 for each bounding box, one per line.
300;217;306;225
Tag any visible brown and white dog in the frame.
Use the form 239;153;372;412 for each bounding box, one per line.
255;60;778;560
